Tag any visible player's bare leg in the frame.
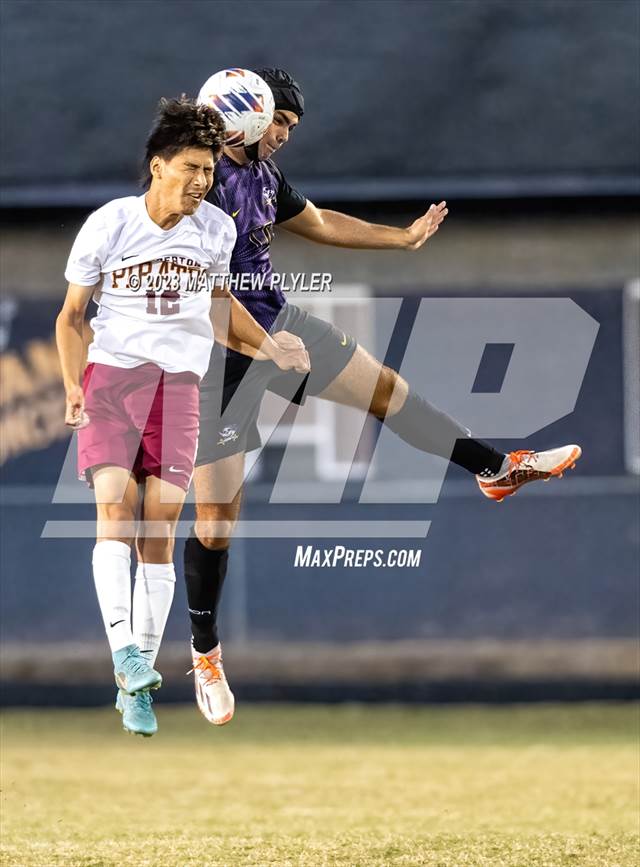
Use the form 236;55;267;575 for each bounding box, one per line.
319;345;581;495
318;345;501;471
136;474;186;562
318;344;408;417
184;453;246;725
94;465;139;547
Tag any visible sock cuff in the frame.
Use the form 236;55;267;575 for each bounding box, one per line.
185;533;229;567
136;562;176;583
93;540;131;563
191;639;221;657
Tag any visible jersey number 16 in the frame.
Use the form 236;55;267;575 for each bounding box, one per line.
146;290;181;316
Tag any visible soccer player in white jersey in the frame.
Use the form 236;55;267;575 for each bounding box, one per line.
56;97;309;736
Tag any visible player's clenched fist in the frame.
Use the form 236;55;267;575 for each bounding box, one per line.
270;330;310;373
64;385;90;429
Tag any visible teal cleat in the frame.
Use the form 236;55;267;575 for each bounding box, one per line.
112;644;162;695
115;689;158;737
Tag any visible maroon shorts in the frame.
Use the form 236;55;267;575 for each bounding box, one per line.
78;362;200;491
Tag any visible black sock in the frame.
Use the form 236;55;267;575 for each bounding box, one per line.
381;391;505;476
450;438;505;476
184;535;229;653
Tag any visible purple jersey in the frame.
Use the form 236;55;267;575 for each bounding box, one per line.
209;154;306;331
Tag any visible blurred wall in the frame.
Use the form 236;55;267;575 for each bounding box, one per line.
2;209;639;296
1;0;639;204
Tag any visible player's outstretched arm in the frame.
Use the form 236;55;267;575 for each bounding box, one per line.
55;282;95;428
279;200;448;251
211;286;310;373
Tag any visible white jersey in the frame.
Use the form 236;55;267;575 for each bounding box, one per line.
64;195;236;378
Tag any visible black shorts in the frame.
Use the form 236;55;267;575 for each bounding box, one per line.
196;304;358;465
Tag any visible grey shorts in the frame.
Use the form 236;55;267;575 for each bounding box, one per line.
196;303;358;465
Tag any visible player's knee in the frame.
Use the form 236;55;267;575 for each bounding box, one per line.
194;524;233;551
197;535;231;551
371;367;407;418
97;535;133;549
194;512;235;550
97;503;136;544
98;502;135;522
140;536;175;562
137;517;176;562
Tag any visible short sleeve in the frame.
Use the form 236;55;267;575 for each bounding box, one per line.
64;210;111;286
271;163;306;224
207;216;237;276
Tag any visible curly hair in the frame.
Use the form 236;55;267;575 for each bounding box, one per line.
141;96;226;187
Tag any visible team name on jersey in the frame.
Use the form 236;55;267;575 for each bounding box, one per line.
249;221;274;250
111;254;207;291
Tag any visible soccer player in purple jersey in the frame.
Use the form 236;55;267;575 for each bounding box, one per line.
184;68;581;725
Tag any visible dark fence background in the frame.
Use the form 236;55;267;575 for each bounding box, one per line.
1;0;639;204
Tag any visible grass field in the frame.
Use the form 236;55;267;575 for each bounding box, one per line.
1;703;638;866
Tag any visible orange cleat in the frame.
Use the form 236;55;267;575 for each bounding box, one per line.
188;642;235;726
476;445;582;502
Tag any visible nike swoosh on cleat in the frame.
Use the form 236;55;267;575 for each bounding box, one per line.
110;619;126;628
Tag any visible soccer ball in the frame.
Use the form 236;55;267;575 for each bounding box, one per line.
197;68;274;147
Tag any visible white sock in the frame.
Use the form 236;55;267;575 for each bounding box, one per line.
92;540;134;653
132;562;176;668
